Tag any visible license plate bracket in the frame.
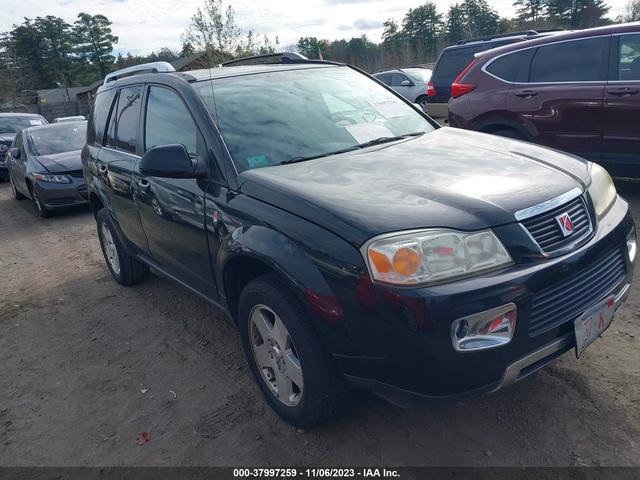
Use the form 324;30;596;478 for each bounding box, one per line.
574;296;616;358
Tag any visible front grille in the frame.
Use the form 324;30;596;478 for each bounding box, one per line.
68;170;84;178
529;248;626;336
521;196;592;254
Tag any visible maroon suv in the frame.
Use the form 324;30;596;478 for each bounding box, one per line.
448;23;640;178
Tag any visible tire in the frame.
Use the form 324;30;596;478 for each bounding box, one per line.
9;175;26;200
238;273;350;428
416;95;429;111
96;208;149;286
492;128;525;141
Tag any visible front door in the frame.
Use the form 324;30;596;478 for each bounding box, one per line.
506;36;610;161
602;33;640;177
134;84;215;296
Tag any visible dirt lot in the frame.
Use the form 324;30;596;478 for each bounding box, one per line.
0;179;639;467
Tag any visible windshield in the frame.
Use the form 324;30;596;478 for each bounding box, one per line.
0;116;46;134
28;122;87;156
403;68;432;82
194;66;434;171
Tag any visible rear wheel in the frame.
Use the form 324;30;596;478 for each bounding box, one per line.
238;273;350;428
96;208;149;286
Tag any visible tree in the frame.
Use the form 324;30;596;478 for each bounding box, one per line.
180;41;196;57
513;0;546;22
445;4;467;44
623;0;640;21
401;2;443;61
462;0;501;38
546;0;610;29
73;13;118;78
184;0;241;62
296;37;329;59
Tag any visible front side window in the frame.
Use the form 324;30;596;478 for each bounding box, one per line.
529;37;608;83
619;34;640;81
391;73;410;86
144;86;198;156
28;123;87;156
115;86;142;153
193;66;433;172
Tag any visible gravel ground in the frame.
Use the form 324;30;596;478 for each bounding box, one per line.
0;179;638;467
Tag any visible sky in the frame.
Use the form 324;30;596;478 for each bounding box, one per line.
0;0;631;55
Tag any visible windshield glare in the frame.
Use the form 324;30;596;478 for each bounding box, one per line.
28;123;87;156
194;66;434;171
0;116;46;134
403;68;432;82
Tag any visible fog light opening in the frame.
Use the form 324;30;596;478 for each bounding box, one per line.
452;304;517;353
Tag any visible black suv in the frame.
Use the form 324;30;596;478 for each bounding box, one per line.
426;30;560;118
84;54;636;428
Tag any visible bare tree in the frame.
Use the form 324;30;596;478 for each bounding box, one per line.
624;0;640;21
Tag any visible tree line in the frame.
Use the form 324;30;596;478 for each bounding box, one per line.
1;0;639;107
297;0;624;72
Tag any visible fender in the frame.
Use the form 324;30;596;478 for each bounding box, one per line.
476;114;536;140
216;224;352;325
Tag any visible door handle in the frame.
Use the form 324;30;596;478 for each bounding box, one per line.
138;179;150;191
514;90;538;98
607;87;639;96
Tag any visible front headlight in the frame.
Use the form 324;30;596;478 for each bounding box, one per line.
34;173;71;184
362;229;513;286
588;163;617;219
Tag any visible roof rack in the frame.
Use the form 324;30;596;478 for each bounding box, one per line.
221;52;309;67
456;30;541;45
103;61;176;85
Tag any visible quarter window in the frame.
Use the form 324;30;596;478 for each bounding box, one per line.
529;37;608;83
115;86;143;153
618;34;640;81
144;86;198;156
486;49;533;82
391;73;411;86
376;73;391;85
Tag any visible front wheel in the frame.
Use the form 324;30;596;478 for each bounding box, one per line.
238;273;350;428
96;208;149;286
31;188;51;218
10;175;26;200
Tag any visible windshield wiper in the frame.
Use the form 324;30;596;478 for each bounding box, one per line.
277;131;426;166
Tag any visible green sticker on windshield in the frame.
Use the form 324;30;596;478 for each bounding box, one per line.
247;155;270;168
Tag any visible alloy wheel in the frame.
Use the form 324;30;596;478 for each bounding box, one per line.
100;221;121;276
249;304;304;407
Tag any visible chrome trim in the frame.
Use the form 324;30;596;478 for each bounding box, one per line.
493;335;573;391
615;283;631;312
101;146;141;159
514;187;583;221
104;61;175;85
451;303;516;352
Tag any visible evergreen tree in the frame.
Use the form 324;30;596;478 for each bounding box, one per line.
73;13;118;78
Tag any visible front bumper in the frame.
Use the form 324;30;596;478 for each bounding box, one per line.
34;176;88;209
332;195;635;403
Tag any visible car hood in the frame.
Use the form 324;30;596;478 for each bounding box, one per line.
238;128;591;246
34;150;82;173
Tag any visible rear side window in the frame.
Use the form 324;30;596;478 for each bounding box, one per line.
618;34;640;80
486;49;533;82
529;37;608;83
114;86;143;153
376;73;391;85
144;86;198;156
434;46;485;81
88;88;116;145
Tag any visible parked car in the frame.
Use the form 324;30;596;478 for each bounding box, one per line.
53;115;86;123
0;113;48;181
373;67;432;110
426;30;560;119
84;56;635;428
449;23;640;178
6;121;88;217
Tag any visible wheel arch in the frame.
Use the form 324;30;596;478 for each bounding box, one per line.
477;117;533;140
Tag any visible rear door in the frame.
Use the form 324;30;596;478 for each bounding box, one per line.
390;73;414;100
506;36;610;160
98;85;150;253
9;132;29;195
134;84;215;296
602;33;640;177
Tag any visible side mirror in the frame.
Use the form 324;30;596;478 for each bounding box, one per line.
139;144;207;179
9;147;21;159
401;80;413;87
